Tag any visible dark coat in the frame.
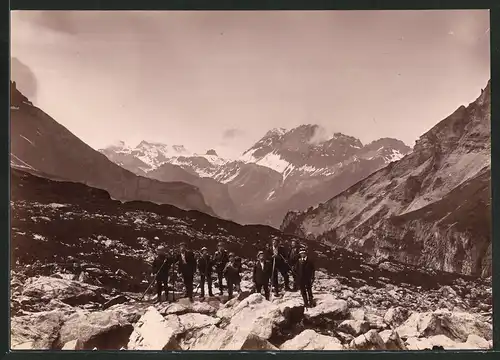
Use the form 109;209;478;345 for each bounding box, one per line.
253;260;272;285
287;246;300;265
197;255;213;275
152;254;173;281
270;245;288;267
295;257;315;286
223;262;240;283
176;250;197;275
213;249;229;269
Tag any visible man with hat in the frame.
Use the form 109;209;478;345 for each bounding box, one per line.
253;250;272;300
175;242;197;302
151;245;174;303
295;247;316;308
223;253;241;300
197;247;214;298
270;238;291;295
287;240;301;291
213;242;229;295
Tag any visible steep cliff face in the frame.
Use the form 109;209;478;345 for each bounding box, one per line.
281;81;491;277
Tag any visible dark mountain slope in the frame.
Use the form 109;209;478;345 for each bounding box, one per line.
10;81;215;215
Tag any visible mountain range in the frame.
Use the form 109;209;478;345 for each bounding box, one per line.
281;81;491;278
100;125;412;226
10;76;491;278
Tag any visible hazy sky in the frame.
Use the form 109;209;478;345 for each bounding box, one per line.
11;10;490;158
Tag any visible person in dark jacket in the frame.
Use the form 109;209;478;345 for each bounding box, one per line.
295;247;316;308
253;251;272;300
151;245;173;303
197;247;214;298
270;238;291;295
176;242;197;302
213;242;229;295
287;240;301;291
223;254;240;300
234;256;242;293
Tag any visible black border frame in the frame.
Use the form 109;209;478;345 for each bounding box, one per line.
3;0;499;359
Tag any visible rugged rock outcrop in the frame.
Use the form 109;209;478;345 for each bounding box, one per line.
281;81;491;277
10;271;492;351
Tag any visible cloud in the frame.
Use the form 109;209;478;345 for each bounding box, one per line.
222;128;245;140
307;125;332;145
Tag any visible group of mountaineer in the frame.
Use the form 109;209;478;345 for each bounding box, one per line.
150;238;316;308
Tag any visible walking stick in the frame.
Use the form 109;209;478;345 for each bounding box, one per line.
270;256;276;293
140;258;168;301
171;258;177;302
279;253;298;276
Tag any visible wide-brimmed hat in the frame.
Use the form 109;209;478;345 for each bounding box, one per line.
201;247;208;252
299;248;307;255
257;251;264;256
157;245;166;253
217;242;224;246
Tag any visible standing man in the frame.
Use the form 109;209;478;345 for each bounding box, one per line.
213;242;229;295
253;251;272;300
197;247;214;298
151;245;173;303
287;240;301;291
270;238;291;295
176;242;197;302
223;254;240;300
295;247;315;308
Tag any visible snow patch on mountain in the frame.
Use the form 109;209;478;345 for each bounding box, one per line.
254;152;291;174
386;149;405;163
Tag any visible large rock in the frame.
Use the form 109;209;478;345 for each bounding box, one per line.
22;276;106;306
127;307;182;350
216;293;284;339
105;303;150;324
337;320;370;336
176;313;219;333
187;324;277;350
280;329;344;350
11;310;66;349
379;330;407;350
304;295;348;322
405;334;491;350
383;307;410;328
349;330;386;350
58;309;133;350
396;310;492;342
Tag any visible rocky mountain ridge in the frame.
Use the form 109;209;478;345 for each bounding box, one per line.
10;82;215;216
281;80;492;278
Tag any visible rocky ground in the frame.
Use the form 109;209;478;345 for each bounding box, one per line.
11;267;492;351
10;167;493;351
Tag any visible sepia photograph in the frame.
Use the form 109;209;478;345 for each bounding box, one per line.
10;9;492;351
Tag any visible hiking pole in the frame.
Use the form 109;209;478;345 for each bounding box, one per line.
270;256;276;294
171;260;177;302
140;258;168;301
279;253;298;277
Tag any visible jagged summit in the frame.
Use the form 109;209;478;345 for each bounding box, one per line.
206;149;218;156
